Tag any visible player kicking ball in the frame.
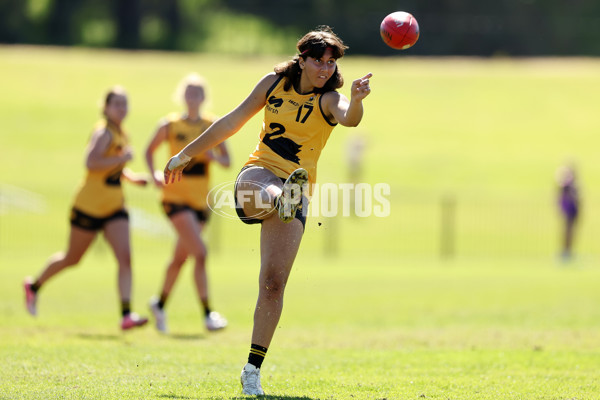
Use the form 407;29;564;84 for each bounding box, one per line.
165;26;372;395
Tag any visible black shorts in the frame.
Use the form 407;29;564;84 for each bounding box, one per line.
234;171;306;229
70;208;129;231
162;202;208;223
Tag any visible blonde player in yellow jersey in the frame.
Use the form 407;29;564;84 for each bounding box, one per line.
164;26;372;395
145;74;230;333
24;86;150;330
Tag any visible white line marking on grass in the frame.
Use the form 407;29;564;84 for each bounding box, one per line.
0;183;47;215
129;207;174;239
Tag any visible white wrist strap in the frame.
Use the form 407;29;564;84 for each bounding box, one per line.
168;151;191;170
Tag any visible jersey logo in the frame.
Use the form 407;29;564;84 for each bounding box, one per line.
266;96;283;115
267;96;283;107
263;122;301;164
175;132;187;141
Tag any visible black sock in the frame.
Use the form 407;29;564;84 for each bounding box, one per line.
158;293;168;309
200;298;212;316
121;301;131;317
30;282;40;293
248;344;268;369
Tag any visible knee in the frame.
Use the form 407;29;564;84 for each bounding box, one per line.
171;250;189;267
60;251;83;267
170;256;186;269
260;272;287;300
190;244;207;263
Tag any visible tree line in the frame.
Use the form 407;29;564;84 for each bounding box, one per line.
2;0;600;56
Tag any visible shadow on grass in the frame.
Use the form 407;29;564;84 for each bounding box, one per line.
75;333;121;341
168;332;206;341
220;397;316;400
159;396;315;400
161;391;316;399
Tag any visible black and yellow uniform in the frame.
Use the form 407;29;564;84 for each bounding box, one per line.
70;119;129;230
245;75;337;192
161;113;215;221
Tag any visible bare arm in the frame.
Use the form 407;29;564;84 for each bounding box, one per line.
145;121;169;187
208;141;231;168
324;72;373;127
86;128;132;170
122;167;149;186
164;73;278;184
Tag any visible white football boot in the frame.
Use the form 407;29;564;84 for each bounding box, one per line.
205;311;227;331
240;363;264;396
276;168;308;223
149;296;168;333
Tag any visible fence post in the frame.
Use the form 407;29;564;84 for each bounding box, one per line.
440;193;456;259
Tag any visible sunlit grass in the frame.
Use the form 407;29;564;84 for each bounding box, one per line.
1;46;600;399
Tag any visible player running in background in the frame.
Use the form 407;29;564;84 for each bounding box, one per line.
145;73;230;333
164;26;372;395
24;86;149;330
556;162;580;261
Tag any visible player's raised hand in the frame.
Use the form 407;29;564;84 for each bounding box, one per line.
351;73;373;101
164;152;191;184
121;146;134;163
152;170;165;188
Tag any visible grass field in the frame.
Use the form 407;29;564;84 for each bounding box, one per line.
1;46;600;399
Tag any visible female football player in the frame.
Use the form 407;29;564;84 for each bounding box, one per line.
24;86;149;330
145;73;230;333
164;27;372;395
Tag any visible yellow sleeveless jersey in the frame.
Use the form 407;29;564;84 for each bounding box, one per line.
162;113;215;209
245;75;337;190
72;120;128;217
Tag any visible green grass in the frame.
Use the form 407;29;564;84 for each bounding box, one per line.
1;46;600;399
2;257;600;399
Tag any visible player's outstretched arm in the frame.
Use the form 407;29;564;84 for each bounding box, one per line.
164;73;278;184
145;121;169;188
207;141;231;168
122;168;149;186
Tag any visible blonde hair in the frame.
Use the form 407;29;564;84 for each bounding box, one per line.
172;73;209;106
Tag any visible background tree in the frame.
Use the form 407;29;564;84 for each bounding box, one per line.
2;0;600;56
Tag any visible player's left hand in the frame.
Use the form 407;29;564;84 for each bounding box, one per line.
152;170;165;188
123;169;150;186
133;174;149;186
